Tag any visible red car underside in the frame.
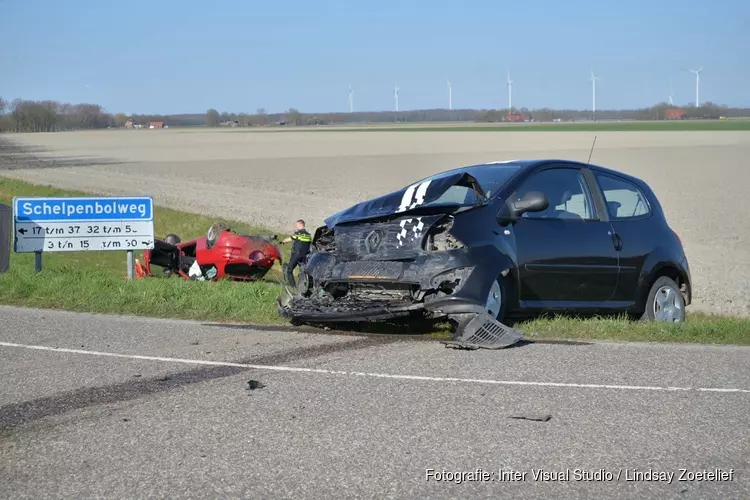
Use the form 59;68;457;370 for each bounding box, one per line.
138;229;281;281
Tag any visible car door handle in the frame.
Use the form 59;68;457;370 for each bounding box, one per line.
610;232;623;251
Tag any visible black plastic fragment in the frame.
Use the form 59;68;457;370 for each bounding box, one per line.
509;414;552;422
246;380;265;390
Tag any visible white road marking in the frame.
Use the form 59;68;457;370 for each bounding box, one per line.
1;341;748;394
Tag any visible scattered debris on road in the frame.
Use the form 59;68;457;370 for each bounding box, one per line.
246;380;265;390
509;413;552;422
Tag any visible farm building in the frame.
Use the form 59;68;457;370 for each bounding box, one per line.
149;121;165;129
505;111;527;122
664;108;687;120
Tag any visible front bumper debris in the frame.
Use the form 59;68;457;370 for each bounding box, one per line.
278;282;524;349
277;294;424;322
441;311;524;350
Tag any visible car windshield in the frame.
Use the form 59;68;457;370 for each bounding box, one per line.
420;164;522;208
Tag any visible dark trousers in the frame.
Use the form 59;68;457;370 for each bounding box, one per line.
285;252;305;287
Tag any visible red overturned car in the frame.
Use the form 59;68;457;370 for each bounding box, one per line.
135;222;282;281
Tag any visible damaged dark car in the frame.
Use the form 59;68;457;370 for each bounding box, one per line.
277;159;692;349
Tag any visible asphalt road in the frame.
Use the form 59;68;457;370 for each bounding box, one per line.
0;306;748;499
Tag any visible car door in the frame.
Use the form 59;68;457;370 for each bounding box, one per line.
590;170;655;305
508;165;619;306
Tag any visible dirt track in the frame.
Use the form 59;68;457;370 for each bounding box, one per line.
1;128;748;317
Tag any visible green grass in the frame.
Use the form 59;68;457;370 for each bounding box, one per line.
518;313;750;345
2;176;749;345
287;120;750;133
0;265;286;324
0;176;290;324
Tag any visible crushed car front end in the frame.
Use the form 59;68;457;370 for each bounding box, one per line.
276;166;528;344
277;212;488;322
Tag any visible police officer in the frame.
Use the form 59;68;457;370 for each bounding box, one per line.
280;219;312;287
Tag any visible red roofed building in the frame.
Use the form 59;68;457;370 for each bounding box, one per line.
149;121;165;128
664;108;686;120
505;111;527;122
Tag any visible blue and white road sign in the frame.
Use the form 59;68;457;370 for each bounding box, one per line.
13;196;155;253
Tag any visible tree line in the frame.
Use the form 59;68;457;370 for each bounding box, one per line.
202;102;749;126
0;98;119;133
1;95;748;134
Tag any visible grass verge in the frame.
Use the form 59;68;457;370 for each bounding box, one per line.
0;176;289;324
518;313;750;345
2;176;749;345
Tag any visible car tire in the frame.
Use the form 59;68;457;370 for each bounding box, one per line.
450;275;507;332
164;234;181;245
484;276;507;323
640;276;685;323
206;222;229;249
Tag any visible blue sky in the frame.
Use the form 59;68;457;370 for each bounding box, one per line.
1;0;748;114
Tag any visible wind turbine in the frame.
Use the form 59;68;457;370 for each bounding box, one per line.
348;84;353;113
589;70;601;121
447;80;452;110
688;67;703;107
507;69;514;111
394;84;399;112
669;80;674;106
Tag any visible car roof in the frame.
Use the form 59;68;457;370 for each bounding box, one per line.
419;159;650;193
462;159;647;185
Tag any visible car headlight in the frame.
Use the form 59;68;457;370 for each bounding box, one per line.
424;216;467;251
430;266;475;293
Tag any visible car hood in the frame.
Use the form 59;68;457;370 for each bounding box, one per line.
324;171;488;228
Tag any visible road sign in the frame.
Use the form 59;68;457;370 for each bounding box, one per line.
12;196;155;253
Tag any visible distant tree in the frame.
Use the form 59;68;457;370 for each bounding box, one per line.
113;113;128;127
286;108;301;125
256;108;268;126
205;108;220;127
237;112;251;127
0;97;6;115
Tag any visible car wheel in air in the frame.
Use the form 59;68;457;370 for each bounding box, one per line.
164;234;181;245
206;222;229;249
641;276;685;323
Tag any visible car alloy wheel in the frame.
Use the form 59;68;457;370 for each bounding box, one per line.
643;276;685;323
486;280;503;319
449;276;506;333
653;285;683;322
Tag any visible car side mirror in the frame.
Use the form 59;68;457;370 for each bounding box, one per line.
497;191;549;225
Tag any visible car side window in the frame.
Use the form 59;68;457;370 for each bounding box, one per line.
514;168;595;220
594;173;650;219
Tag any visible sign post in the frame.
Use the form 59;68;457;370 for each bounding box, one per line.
0;203;10;273
13;196;155;277
127;250;134;279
